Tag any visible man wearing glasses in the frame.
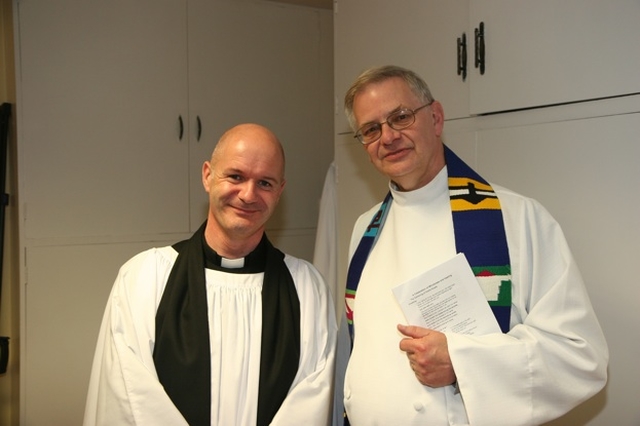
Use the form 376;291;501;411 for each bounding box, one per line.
340;65;608;425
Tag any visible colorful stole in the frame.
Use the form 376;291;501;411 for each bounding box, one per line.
345;145;512;341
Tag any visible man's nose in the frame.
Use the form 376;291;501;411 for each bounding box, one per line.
378;123;401;145
239;181;258;203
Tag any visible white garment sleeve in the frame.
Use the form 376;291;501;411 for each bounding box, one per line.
313;161;339;309
446;190;608;426
311;162;349;426
83;249;188;426
271;257;338;426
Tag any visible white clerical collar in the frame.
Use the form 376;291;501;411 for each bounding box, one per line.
220;257;245;269
390;165;449;207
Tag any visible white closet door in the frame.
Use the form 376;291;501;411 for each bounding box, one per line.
23;239;177;426
334;0;470;124
187;0;334;257
17;0;190;239
469;0;640;115
474;112;640;426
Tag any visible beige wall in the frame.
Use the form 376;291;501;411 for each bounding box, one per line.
0;0;19;425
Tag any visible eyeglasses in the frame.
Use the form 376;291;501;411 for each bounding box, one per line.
353;102;433;145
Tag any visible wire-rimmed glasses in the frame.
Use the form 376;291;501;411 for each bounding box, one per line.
354;102;433;145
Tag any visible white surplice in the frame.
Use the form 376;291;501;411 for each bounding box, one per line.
343;167;608;426
84;246;337;426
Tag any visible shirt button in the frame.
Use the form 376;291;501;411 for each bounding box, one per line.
413;400;425;412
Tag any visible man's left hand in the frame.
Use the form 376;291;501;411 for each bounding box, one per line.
397;324;456;388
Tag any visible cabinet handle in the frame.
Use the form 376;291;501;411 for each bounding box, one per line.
474;22;485;75
178;115;184;140
197;116;202;141
457;33;467;81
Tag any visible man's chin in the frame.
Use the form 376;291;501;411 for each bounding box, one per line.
228;220;264;237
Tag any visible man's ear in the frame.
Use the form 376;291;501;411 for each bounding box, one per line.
202;161;212;192
431;101;445;137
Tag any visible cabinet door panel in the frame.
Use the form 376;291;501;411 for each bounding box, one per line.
470;0;640;114
474;113;640;425
187;0;334;239
23;240;176;425
335;0;470;126
18;0;190;239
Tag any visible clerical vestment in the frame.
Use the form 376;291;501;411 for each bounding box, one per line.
84;246;337;425
343;166;608;426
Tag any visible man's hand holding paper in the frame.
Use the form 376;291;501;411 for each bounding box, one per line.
394;253;501;387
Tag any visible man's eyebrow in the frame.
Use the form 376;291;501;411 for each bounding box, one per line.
225;167;280;183
361;105;405;125
260;175;281;184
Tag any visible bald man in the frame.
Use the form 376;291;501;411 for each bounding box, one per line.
84;124;337;426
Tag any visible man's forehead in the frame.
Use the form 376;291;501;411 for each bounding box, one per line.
220;159;283;181
355;81;416;116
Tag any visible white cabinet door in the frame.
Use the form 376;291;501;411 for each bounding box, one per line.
187;0;334;249
17;0;190;239
23;239;177;426
473;112;640;426
334;0;470;124
336;0;640;120
469;0;640;115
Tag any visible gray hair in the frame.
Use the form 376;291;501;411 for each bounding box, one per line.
344;65;435;130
